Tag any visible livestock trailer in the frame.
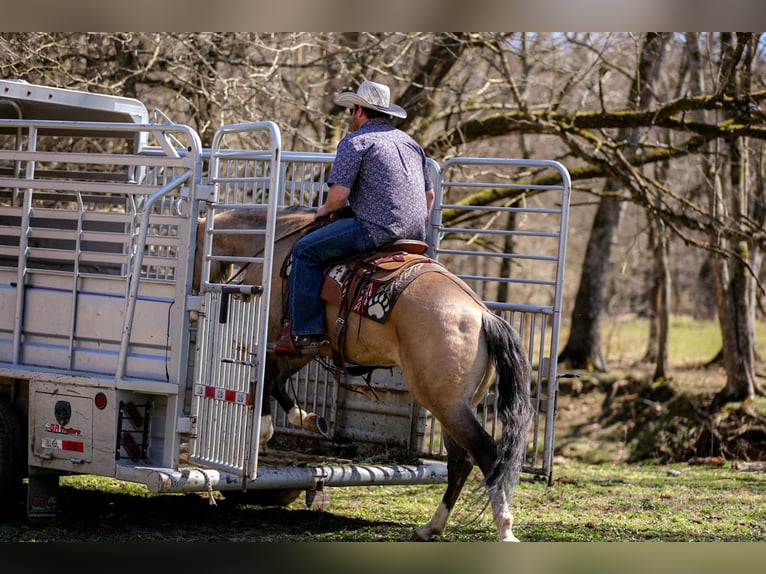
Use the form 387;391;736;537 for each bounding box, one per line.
0;79;570;520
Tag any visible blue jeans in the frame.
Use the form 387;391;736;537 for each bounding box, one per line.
288;218;377;336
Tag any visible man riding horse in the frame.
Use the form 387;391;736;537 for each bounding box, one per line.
269;80;434;355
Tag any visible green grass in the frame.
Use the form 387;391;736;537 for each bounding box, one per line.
3;460;765;542
598;315;766;365
516;461;766;541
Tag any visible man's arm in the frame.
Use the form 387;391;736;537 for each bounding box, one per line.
316;184;351;220
425;188;435;214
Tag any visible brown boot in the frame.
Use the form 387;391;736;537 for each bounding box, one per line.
267;321;329;356
268;320;298;355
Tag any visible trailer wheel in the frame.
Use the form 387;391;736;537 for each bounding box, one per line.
0;396;25;512
222;488;302;508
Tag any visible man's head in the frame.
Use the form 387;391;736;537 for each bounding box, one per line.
334;80;407;119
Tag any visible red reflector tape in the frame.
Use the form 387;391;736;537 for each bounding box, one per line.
121;432;142;461
195;384;250;405
42;438;85;452
61;440;84;453
124;402;144;429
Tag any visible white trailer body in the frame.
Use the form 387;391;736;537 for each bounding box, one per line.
0;79;570;520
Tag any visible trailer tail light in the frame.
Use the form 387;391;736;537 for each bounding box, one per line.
94;392;108;410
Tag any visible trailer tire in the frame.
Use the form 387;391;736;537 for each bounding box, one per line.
0;395;25;512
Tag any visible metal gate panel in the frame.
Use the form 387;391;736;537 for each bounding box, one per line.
427;158;571;482
191;148;570;483
188;122;281;478
190;288;265;474
270;151;342;440
247;152;570;483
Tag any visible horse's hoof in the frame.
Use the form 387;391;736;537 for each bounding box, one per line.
316;417;329;436
411;527;434;542
306;413;330;438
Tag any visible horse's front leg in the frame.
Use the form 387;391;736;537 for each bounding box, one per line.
259;414;274;445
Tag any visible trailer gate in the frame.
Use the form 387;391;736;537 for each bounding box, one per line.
429;158;570;481
187;123;280;479
242;152;570;483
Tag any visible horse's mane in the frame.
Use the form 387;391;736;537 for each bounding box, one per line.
281;204;315;215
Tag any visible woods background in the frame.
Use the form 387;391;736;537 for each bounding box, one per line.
2;31;765;408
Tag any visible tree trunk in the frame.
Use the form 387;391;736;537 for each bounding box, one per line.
710;140;756;404
643;215;670;381
559;33;669;371
651;217;670;380
558;191;620;371
642;121;673;374
711;33;760;406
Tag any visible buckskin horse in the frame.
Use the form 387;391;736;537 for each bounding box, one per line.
193;204;533;542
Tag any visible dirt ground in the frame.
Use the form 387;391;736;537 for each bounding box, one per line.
552;361;766;466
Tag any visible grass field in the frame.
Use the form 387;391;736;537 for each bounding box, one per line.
575;314;766;366
2;459;764;542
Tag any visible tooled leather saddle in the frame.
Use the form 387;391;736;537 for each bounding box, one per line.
319;240;449;376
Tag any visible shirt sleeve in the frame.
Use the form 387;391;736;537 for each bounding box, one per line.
328;137;363;188
422;153;433;191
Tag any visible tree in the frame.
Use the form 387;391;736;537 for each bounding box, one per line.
709;33;765;404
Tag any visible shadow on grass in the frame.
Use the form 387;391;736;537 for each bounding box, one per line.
0;484;416;542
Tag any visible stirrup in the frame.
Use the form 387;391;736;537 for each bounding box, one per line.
291;334;330;354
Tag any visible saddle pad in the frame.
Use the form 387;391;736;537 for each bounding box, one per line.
321;252;445;323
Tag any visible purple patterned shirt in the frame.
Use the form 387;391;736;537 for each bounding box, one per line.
328;118;433;246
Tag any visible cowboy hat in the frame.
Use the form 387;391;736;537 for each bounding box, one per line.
334;80;407;119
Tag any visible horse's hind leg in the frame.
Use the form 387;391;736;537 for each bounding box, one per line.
422;407;519;542
267;358;330;438
412;433;475;541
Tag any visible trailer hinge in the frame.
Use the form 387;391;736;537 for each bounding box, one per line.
186;294;203;313
196;183;215;202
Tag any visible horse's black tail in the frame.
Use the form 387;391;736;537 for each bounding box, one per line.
481;312;534;501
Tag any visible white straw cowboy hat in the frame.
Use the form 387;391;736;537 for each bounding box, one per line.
334;80;407;119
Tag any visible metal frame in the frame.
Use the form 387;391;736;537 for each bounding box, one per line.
430;157;571;481
187;122;281;479
244;152;571;482
0;80;572;502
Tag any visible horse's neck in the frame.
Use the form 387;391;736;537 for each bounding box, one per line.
276;209;315;241
214;207;314;257
272;212;315;270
